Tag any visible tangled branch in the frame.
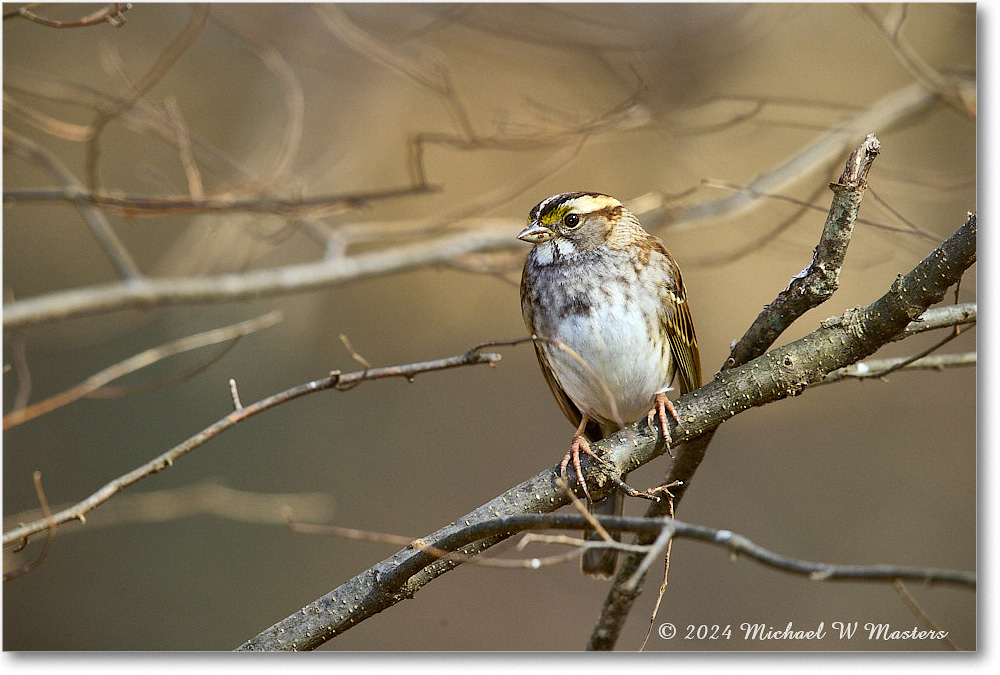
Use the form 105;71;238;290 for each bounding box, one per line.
3;78;968;331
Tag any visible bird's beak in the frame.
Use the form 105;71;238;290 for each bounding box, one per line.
517;222;556;244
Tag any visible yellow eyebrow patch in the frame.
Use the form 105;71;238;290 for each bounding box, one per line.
539;204;571;225
538;194;621;225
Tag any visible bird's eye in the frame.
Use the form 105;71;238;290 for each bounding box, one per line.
564;213;581;228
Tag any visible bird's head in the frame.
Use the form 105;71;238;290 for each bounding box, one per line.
517;192;627;255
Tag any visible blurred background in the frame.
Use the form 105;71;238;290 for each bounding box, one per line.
3;3;975;650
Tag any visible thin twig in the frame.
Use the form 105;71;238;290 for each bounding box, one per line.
4;472;56;581
2;183;437;217
870;325;966;379
228;379;243;412
3;312;283;429
855;4;975;117
621;523;673;593
639;82;955;232
639;490;675;651
289;515;606;570
698;177;939;243
867;186;940;242
4;482;336;535
892;580;961;651
820;351;975;385
88;339;241;399
2;346;501;547
556;476;613;544
3;3;131;28
895;303;976;340
163;97;205;200
85;3;210;188
3;127;141;279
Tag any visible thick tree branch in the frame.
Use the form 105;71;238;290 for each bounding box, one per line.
236;211;975;650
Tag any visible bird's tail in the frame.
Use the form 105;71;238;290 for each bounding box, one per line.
580;488;623;578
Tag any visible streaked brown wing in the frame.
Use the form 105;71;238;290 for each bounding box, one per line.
654;240;703;394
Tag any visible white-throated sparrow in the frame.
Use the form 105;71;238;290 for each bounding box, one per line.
518;192;702;577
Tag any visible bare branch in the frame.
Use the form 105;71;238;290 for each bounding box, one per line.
726;134;879;369
2;346;501;547
285;511;973;584
85;3;210;188
2;222;506;330
3;127;140;279
896;303;976;340
2;183;436;218
3;472;55;581
238;509;975;650
820;351;975;385
4;482;336;536
892;580;962;651
3;3;131;28
3;312;283;429
637;81;958;232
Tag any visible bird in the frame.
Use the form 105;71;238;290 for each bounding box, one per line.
518;191;702;577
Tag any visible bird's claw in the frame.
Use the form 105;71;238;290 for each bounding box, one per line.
560;431;603;503
648;392;681;457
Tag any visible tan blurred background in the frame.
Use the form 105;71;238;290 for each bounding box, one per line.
2;3;975;650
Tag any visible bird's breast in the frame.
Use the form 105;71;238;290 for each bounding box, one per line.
527;257;675;426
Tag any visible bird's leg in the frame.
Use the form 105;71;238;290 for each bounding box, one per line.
648;392;681;457
560;414;602;503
